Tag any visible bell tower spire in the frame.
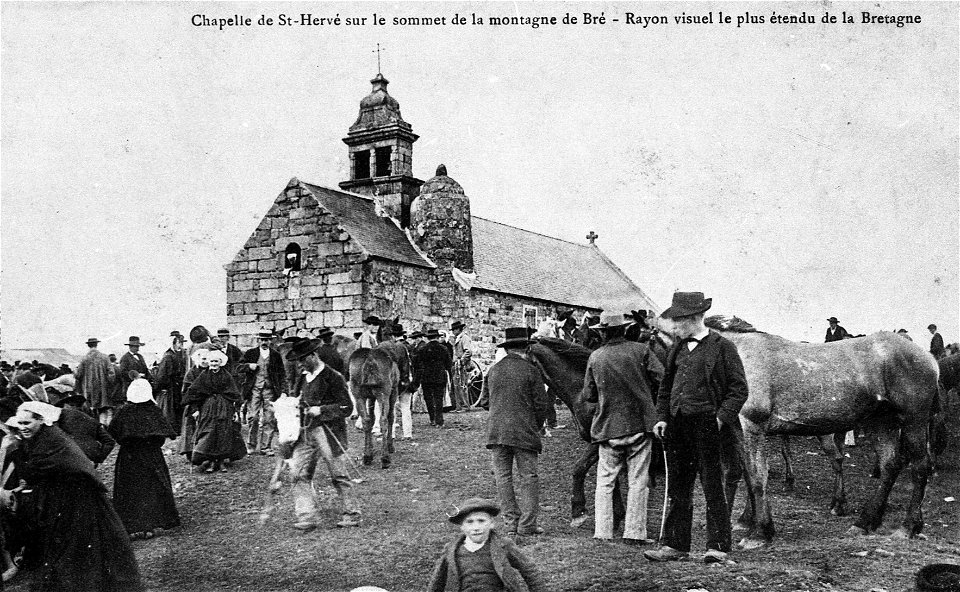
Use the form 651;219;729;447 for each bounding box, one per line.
339;72;423;227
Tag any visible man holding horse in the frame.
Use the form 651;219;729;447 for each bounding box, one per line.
478;327;551;537
583;312;664;546
286;338;360;531
645;292;748;564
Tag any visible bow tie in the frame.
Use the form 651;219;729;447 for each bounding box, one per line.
681;337;700;346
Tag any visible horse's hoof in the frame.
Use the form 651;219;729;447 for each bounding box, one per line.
570;514;590;529
737;537;767;550
362;455;373;466
844;525;868;537
381;458;391;469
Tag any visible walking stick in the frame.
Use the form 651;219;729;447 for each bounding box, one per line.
189;411;201;474
658;443;669;542
321;424;365;484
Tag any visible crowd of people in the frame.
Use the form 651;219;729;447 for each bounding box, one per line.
0;304;953;591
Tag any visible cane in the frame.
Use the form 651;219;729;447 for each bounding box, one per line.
322;424;366;484
188;411;200;475
658;440;670;543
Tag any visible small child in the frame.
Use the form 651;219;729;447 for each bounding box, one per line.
426;498;547;592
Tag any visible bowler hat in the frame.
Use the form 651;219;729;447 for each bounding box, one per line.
169;330;181;337
363;315;382;326
660;292;712;320
450;320;465;331
393;324;406;337
448;498;501;524
189;325;210;344
0;362;13;372
257;328;274;340
498;327;532;349
425;328;441;339
217;328;230;336
410;331;424;339
48;390;87;409
125;336;145;346
827;317;840;324
317;327;334;339
285;338;323;361
86;337;100;346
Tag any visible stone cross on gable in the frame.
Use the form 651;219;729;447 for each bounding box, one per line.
586;231;599;244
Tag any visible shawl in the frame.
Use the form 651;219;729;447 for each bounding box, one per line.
183;368;241;407
17;424;104;490
109;402;177;443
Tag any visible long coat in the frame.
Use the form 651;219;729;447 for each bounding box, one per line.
656;330;749;429
119;352;152;398
75;349;114;409
582;337;664;442
478;353;550;454
292;365;353;453
426;531;547;592
415;340;452;386
155;347;187;429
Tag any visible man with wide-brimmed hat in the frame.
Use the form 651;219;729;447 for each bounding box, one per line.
450;320;474;413
583;312;664;545
155;330;188;433
478;327;551;536
645;292;748;564
824;317;848;343
119;336;152;406
285;337;360;530
238;328;287;455
415;328;453;427
75;338;113;426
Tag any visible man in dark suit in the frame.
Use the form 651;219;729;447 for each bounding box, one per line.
119;336;152;397
645;292;749;564
215;328;245;376
478;327;552;537
315;328;346;376
414;329;452;427
824;317;848;342
929;324;945;359
238;329;287;455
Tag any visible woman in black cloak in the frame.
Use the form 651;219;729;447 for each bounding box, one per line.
3;401;143;592
183;350;246;472
108;379;180;539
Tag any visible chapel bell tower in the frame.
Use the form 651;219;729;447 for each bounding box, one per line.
339;73;423;227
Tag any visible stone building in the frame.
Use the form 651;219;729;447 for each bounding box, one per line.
225;73;659;363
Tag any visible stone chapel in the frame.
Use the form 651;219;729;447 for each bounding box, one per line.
225;73;659;362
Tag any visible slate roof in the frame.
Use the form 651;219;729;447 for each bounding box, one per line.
298;182;658;313
471;217;658;313
302;183;433;269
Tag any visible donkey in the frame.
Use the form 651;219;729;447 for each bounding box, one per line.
348;345;400;469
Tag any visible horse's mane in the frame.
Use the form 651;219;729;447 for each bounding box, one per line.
530;337;592;372
705;315;761;333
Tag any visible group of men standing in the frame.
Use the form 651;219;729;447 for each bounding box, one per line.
478;291;749;564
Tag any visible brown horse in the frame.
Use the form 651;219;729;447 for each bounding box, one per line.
348;338;400;469
705;316;940;549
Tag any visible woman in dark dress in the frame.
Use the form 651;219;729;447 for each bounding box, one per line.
183;350;245;472
2;401;143;592
178;348;210;462
108;379;180;539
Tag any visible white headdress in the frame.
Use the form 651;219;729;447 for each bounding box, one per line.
126;378;155;404
17;401;62;426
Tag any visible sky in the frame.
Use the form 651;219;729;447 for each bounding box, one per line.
2;1;958;360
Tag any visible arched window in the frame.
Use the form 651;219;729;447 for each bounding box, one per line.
284;242;302;274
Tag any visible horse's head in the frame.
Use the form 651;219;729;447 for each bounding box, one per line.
273;395;303;446
526;338;595;441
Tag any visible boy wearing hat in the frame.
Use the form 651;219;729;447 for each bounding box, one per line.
645;292;748;564
584;312;664;545
285;338;359;530
478;328;551;536
427;498;546;592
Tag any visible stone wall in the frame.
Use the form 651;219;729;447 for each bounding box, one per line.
225;179;370;349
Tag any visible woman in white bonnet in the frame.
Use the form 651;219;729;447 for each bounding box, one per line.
182;349;245;473
107;379;180;540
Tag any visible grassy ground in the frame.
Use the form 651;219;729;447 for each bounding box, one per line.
8;401;960;592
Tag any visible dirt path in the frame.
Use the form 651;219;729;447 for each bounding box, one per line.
7;405;959;591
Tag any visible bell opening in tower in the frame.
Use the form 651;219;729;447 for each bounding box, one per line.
375;146;392;177
354;150;371;179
